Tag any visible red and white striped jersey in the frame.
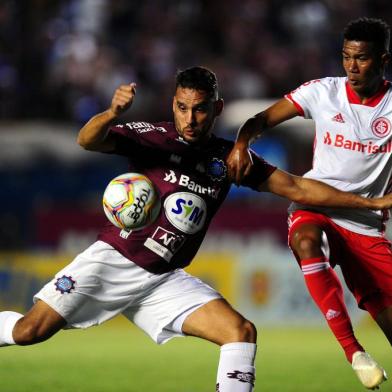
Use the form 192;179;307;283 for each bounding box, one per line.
286;76;392;236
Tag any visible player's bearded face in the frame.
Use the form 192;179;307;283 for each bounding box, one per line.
342;40;388;97
173;87;223;144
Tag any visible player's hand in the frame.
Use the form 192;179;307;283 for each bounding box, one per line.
226;142;253;185
371;193;392;210
109;83;137;116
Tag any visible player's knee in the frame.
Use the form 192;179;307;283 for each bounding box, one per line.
242;319;257;343
13;318;49;345
228;319;257;343
291;232;321;259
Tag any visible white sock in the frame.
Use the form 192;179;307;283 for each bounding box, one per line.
216;342;257;392
0;311;23;346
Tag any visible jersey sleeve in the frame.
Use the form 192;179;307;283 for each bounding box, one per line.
241;150;277;190
284;78;327;119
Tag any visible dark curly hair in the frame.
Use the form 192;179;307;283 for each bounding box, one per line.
344;17;390;54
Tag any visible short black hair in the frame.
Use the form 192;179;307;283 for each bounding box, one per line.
175;66;219;99
344;17;390;53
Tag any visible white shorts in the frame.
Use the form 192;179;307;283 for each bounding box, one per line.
34;241;221;344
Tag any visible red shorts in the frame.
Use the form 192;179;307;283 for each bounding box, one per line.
288;210;392;318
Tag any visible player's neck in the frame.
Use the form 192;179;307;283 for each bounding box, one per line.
355;78;386;104
192;133;213;147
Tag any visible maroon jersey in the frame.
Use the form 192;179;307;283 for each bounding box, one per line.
98;121;276;273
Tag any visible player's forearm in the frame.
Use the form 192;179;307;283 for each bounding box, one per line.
77;109;117;151
236;112;268;147
294;177;380;209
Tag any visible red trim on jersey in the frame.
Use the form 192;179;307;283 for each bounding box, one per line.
284;93;305;116
345;80;390;107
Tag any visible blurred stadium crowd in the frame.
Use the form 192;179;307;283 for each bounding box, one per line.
1;0;391;122
0;0;392;251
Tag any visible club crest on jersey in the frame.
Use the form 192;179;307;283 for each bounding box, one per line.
372;117;391;138
207;158;227;181
164;192;207;234
55;275;76;294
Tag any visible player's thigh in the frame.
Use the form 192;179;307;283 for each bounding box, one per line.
35;241;152;329
124;268;223;344
14;299;66;344
376;305;392;344
341;234;392;313
182;298;256;345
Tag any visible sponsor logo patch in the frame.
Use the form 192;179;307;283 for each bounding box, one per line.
227;370;255;385
332;113;345;123
125;122;167;134
326;308;341;320
164;192;207;234
164;170;177;183
163;170;221;199
120;229;132;238
55;275;76;294
323;131;392;154
144;226;185;262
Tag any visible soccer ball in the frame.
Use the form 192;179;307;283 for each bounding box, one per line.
103;173;161;231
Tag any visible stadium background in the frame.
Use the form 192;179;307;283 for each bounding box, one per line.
0;1;391;391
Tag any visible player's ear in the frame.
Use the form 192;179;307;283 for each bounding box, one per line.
214;98;224;116
382;51;391;67
172;96;176;113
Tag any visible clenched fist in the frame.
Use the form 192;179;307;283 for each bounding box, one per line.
110;83;137;116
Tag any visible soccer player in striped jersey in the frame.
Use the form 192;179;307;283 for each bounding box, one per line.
227;17;391;390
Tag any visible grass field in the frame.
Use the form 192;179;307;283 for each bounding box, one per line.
0;318;389;392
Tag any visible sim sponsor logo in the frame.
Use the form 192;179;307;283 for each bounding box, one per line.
164;192;207;234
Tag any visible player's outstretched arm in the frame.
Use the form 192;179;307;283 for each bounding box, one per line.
227;98;298;185
260;169;392;210
77;83;137;152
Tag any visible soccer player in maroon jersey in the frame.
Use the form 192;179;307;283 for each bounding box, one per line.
1;66;392;391
227;18;392;390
